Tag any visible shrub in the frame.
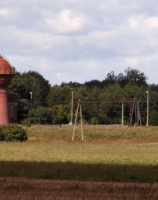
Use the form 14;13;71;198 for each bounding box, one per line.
1;124;28;142
90;117;99;125
22;118;31;127
98;113;111;124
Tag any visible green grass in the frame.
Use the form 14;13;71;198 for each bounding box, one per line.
24;125;158;142
1;142;158;165
0;141;158;182
1;125;158;182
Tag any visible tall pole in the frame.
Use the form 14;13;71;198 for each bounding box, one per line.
122;101;124;125
146;91;149;126
72;100;79;141
30;92;32;126
80;103;84;141
71;88;73;125
72;99;84;141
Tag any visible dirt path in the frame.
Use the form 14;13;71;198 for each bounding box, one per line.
0;178;158;200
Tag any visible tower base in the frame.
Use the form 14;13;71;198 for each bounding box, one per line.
0;88;9;124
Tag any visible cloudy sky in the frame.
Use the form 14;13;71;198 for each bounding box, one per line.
0;0;158;86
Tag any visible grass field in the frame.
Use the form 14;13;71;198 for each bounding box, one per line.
1;125;158;199
1;141;158;165
1;125;158;183
24;124;158;142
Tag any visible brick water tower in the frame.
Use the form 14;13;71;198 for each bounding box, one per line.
0;55;15;124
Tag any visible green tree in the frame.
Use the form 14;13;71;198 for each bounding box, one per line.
149;111;158;125
118;67;148;87
46;85;71;106
101;83;124;99
29;107;52;124
27;71;51;106
8;71;51;122
52;104;70;125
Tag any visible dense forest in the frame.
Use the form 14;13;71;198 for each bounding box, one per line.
8;67;158;126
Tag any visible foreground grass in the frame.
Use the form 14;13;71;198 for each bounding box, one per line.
1;141;158;182
1;125;158;182
1;142;158;165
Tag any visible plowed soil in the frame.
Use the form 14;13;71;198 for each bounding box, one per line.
0;178;158;200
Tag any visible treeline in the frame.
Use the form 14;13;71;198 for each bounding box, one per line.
8;67;158;125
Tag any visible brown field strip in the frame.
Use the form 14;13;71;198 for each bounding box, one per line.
1;178;158;200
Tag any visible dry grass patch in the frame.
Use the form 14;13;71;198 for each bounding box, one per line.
24;125;158;142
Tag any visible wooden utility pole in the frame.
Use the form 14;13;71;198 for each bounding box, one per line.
130;99;142;126
146;91;149;126
71;88;73;125
137;100;142;125
72;99;84;141
122;101;124;125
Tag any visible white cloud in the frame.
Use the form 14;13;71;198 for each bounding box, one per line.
0;25;69;55
146;17;158;28
129;18;140;29
43;9;86;33
0;9;9;16
0;0;158;86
